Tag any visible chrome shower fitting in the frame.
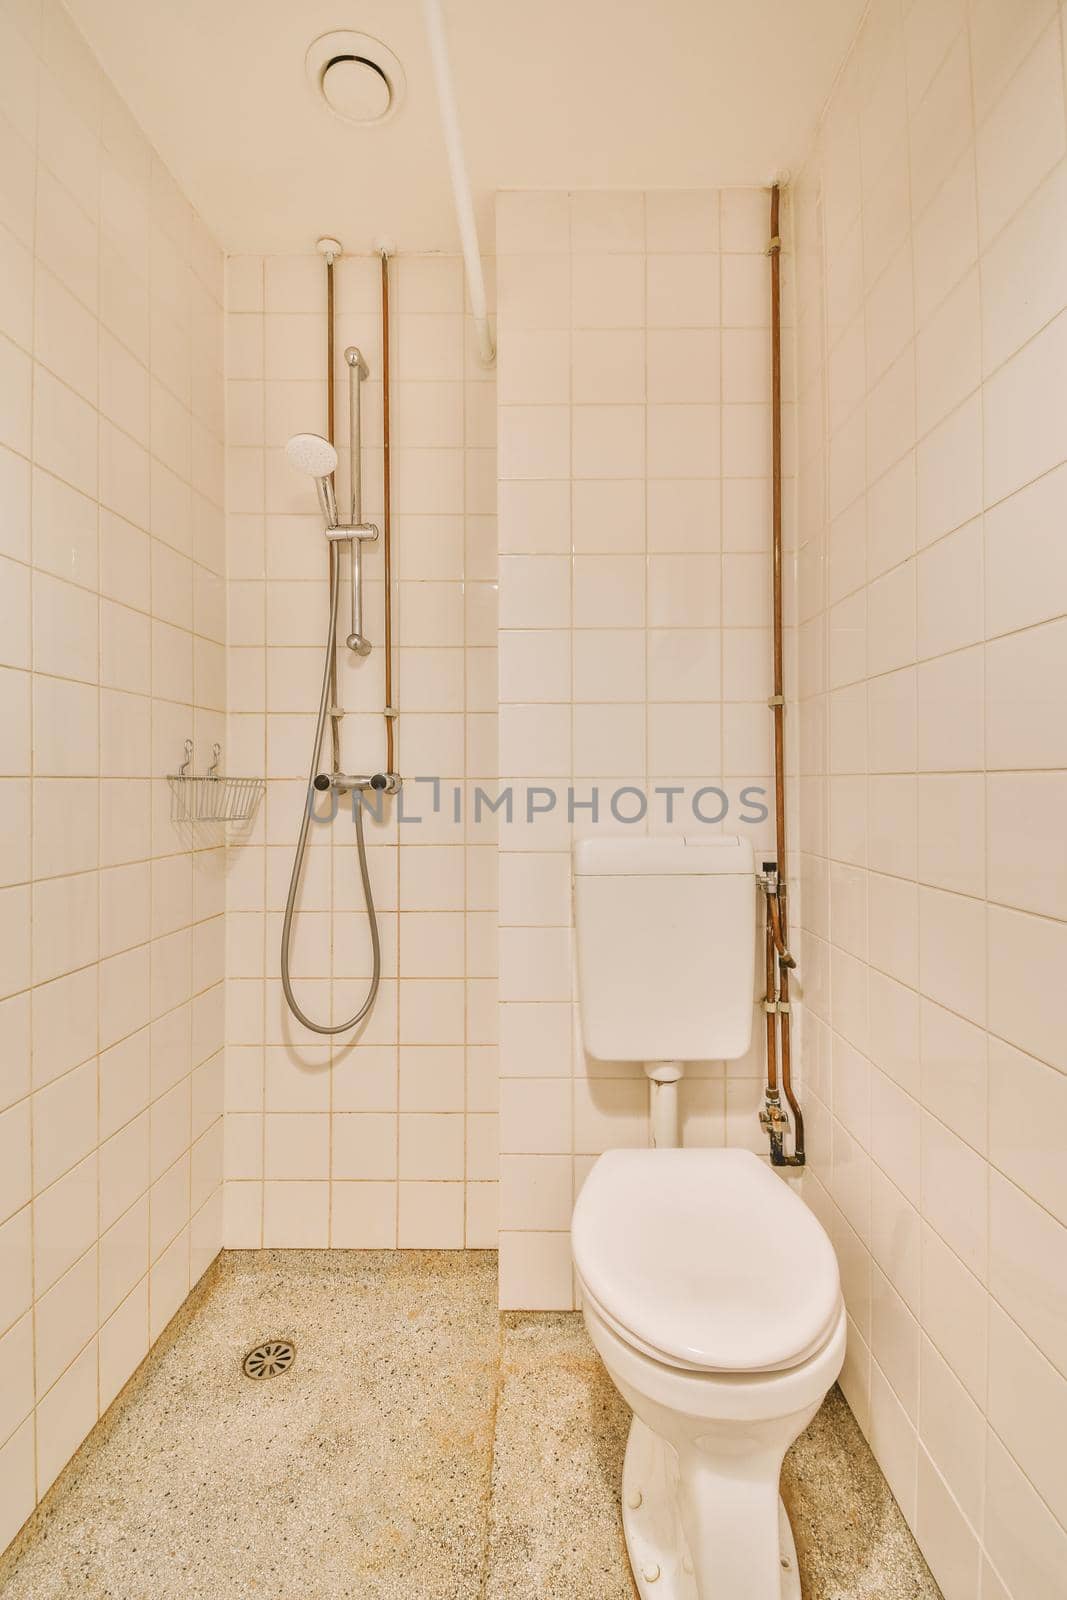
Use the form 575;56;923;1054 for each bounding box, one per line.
312;771;402;797
325;518;377;657
280;559;383;1036
343;346;366;525
280;249;398;1037
310;346;377;655
287;350;377;655
285;431;339;526
339;346;376;654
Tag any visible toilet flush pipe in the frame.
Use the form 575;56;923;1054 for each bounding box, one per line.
645;1062;683;1149
761;183;804;1168
421;0;495;366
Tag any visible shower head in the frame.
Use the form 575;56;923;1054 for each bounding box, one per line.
286;432;339;527
286;433;338;479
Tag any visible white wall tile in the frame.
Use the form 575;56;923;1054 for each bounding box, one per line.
988;1302;1067;1526
0;4;227;1544
794;10;1067;1581
984;1429;1067;1600
989;1037;1067;1226
975;20;1066;248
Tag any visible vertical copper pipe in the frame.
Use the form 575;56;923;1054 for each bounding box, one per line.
767;184;804;1164
765;917;779;1099
770;185;786;866
381;251;395;777
325;254;341;774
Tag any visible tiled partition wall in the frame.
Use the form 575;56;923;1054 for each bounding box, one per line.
495;189;794;1309
792;0;1067;1594
222;254;498;1250
0;0;226;1551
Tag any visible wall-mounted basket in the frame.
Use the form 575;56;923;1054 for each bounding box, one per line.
167;741;264;825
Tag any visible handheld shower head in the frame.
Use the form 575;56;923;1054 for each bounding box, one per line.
286;432;339;479
286;432;339;526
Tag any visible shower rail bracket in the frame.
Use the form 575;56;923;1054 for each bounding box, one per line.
325;521;379;542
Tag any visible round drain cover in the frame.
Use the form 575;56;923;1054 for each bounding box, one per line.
242;1340;296;1380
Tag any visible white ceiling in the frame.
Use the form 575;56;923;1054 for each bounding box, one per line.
66;0;866;256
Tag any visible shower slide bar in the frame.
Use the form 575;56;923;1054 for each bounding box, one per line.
298;341;380;658
421;0;495;366
326;346;376;657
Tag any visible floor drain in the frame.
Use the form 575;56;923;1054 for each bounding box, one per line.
242;1340;296;1380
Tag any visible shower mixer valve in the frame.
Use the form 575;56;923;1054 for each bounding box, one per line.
314;771;403;796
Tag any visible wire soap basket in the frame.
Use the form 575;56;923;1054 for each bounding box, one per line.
168;741;264;825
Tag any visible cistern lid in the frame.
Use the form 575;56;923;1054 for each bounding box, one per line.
572;834;753;876
572;1149;841;1373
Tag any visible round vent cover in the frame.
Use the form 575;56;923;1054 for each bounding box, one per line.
322;56;391;122
306;31;406;126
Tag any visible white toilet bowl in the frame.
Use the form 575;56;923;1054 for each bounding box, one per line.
572;1147;845;1600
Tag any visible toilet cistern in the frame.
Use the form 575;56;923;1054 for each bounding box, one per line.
572;834;757;1146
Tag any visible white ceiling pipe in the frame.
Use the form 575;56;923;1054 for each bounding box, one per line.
421;0;495;367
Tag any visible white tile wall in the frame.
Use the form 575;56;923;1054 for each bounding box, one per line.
0;0;225;1552
5;0;1061;1580
792;0;1067;1592
222;251;498;1250
495;190;792;1308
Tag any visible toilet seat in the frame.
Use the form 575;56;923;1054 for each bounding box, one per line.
572;1148;841;1374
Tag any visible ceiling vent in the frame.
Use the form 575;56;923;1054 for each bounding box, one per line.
305;31;406;126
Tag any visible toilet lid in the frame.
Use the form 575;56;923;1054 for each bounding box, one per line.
571;1148;841;1373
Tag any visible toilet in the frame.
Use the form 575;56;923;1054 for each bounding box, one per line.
571;837;844;1599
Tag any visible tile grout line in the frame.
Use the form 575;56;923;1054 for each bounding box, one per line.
476;1308;506;1599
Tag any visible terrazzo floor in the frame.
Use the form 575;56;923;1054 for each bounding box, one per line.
0;1251;941;1599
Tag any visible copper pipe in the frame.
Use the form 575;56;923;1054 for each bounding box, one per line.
765;915;779;1101
778;903;804;1160
770;184;785;862
765;183;804;1166
766;888;795;969
325;254;341;774
380;250;395;777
